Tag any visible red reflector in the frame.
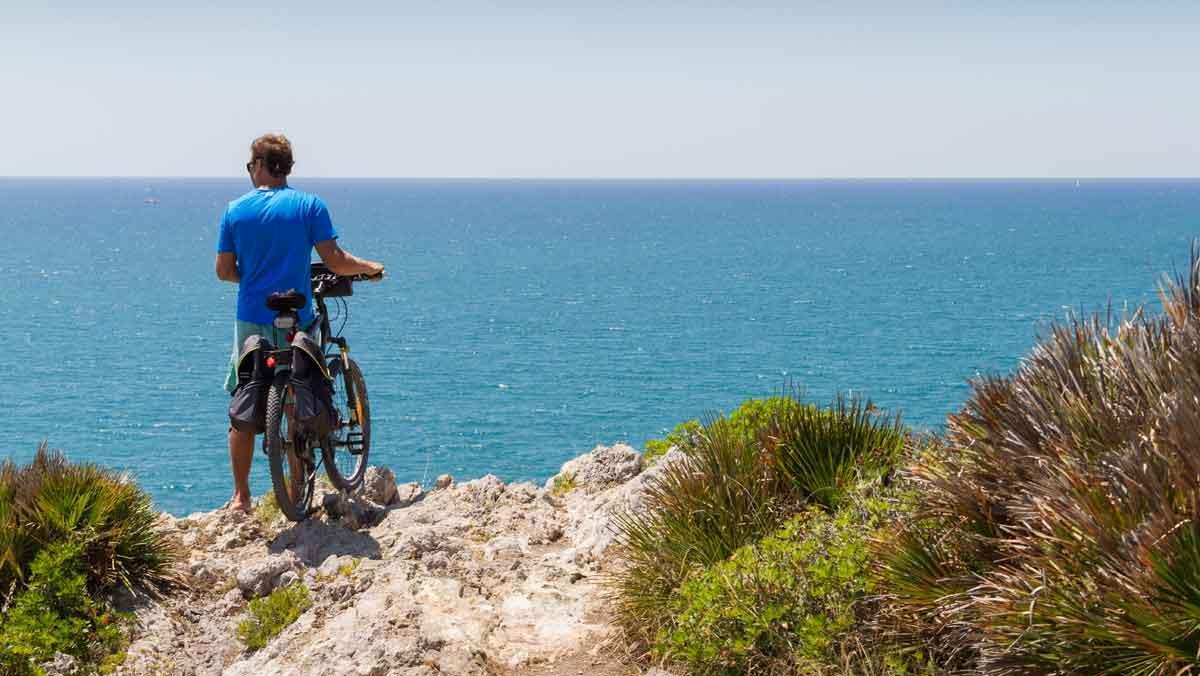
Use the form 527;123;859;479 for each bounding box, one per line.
265;356;276;368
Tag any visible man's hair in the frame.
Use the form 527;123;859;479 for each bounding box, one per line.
250;133;294;178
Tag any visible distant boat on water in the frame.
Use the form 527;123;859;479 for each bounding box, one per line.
143;197;160;205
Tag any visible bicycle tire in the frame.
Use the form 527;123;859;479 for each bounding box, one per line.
322;357;370;491
266;376;314;522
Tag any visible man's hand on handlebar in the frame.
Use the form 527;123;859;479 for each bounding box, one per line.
348;265;384;283
315;240;385;280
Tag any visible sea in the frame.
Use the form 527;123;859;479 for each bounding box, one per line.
1;179;1196;515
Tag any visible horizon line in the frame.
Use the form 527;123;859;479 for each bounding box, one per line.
1;175;1198;181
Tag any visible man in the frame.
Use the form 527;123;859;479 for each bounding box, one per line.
215;133;384;513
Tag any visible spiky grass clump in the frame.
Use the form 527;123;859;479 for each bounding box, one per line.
612;413;792;649
879;246;1200;673
0;444;179;604
773;397;905;511
611;394;906;657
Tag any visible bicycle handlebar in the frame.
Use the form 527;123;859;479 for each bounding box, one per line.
310;262;381;298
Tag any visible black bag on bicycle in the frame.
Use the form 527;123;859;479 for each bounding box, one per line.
229;335;275;433
290;331;334;438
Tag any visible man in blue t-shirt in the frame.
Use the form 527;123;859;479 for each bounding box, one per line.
215;133;383;513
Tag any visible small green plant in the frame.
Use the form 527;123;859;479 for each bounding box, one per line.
550;471;578;496
337;558;360;577
254;492;281;528
237;584;312;650
98;641;130;675
0;541;133;676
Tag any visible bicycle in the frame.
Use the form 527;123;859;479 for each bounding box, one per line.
262;263;382;522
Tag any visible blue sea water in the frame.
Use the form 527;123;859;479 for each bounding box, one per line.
1;179;1196;515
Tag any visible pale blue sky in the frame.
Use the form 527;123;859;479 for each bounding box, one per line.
2;2;1197;177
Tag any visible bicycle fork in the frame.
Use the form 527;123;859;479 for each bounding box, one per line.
331;339;365;455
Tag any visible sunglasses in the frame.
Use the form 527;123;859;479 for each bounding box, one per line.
245;159;258;173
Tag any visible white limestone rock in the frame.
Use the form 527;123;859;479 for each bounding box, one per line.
547;443;644;494
235;551;299;599
116;453;646;676
361;465;399;505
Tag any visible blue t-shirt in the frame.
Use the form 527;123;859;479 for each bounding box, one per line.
216;186;338;326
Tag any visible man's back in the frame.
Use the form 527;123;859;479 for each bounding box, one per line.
217;186;336;325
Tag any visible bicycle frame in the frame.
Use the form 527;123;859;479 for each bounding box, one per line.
312;289;362;426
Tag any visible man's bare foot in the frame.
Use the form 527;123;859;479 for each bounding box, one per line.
226;497;253;514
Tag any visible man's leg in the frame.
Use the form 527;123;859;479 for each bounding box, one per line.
227;320;274;511
229;427;255;512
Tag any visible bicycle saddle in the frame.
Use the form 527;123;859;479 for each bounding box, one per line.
266;289;306;311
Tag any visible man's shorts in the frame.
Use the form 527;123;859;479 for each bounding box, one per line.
224;320;312;394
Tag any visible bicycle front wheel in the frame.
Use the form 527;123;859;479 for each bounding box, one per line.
323;357;371;491
265;377;315;521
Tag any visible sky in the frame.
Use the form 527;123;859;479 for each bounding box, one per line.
2;1;1198;178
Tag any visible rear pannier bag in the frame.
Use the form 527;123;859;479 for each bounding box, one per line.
229;335;275;433
290;331;334;438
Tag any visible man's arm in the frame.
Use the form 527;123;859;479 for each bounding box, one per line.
215;252;240;283
315;240;384;278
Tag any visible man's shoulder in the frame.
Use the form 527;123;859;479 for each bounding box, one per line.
281;186;326;209
226;189;262;212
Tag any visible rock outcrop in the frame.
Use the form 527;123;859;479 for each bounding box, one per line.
115;444;679;676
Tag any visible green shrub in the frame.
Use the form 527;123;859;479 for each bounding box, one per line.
644;419;701;462
657;493;894;675
0;445;179;603
725;397;805;445
643;399;803;463
0;541;132;676
237;584;312;650
612;393;905;656
879;247;1200;673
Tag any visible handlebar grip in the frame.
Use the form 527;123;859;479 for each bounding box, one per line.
347;271;385;282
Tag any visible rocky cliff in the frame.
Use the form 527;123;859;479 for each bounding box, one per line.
113;444;680;676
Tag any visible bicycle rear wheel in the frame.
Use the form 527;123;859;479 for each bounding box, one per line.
323;357;370;491
265;377;315;521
